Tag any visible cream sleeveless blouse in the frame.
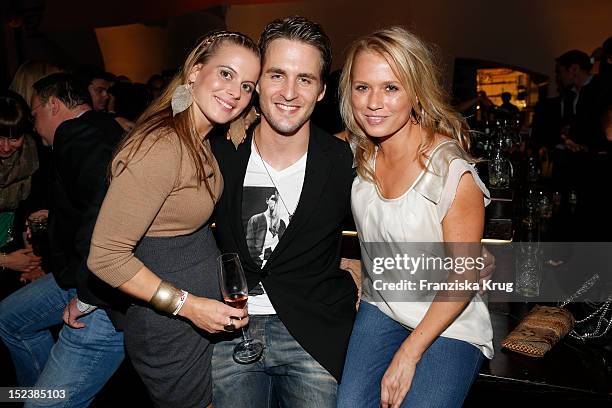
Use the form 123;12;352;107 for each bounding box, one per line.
351;140;494;358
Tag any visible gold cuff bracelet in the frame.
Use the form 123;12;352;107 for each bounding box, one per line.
150;281;183;314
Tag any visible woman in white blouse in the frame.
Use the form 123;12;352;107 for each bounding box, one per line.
336;27;493;408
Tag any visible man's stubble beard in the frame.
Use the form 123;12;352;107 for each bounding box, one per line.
260;103;313;137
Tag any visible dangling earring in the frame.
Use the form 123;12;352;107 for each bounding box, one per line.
171;82;193;117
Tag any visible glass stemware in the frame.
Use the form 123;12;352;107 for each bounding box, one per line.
218;253;264;364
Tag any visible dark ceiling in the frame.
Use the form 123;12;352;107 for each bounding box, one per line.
3;0;286;32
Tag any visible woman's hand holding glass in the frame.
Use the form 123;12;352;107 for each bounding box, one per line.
178;295;248;334
218;253;264;363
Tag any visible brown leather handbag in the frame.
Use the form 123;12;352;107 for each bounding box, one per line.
501;305;574;358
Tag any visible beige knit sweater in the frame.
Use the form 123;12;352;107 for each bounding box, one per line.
88;130;223;287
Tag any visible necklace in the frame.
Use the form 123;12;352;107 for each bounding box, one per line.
558;273;612;341
252;134;294;222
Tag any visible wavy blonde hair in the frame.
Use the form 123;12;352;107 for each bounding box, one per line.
10;61;62;107
339;26;471;184
113;31;259;202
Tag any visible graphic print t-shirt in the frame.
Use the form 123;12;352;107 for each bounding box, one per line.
242;140;306;315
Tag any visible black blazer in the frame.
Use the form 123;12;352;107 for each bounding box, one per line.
49;110;126;308
574;75;610;150
211;124;357;381
531;96;563;149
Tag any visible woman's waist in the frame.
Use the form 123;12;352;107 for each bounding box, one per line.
143;203;215;235
365;296;493;341
136;225;217;257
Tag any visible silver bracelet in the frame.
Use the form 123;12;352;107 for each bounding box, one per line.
172;291;189;316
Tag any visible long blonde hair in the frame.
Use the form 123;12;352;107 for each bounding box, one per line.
339;26;471;185
113;31;259;202
10;61;62;107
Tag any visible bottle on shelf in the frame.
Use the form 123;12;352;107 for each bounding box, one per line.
488;132;512;189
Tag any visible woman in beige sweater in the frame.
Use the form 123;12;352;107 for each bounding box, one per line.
87;31;260;408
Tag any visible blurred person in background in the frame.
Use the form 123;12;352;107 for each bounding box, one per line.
599;37;612;144
9;60;59;231
108;81;152;132
74;65;114;111
600;36;612;82
599;36;612;145
0;91;44;293
499;91;519;118
590;47;603;75
555;50;605;152
146;73;166;100
114;75;132;83
0;74;126;407
9;60;62;108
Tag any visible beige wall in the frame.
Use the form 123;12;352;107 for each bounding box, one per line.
96;24;170;83
226;0;612;94
95;10;225;83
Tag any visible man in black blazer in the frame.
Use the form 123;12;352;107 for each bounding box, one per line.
0;73;125;406
211;16;357;408
556;49;608;152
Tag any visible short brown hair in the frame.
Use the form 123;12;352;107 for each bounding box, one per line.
556;50;592;71
258;16;332;84
33;73;91;109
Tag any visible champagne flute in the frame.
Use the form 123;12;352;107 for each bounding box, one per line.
218;253;264;364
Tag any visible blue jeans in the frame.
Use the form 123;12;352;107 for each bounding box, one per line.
337;302;484;408
212;315;337;408
0;273;124;408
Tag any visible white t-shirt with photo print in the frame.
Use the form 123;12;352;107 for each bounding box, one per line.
242;139;307;315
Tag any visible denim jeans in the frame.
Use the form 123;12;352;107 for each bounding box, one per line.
0;273;124;408
212;315;337;408
337;302;484;408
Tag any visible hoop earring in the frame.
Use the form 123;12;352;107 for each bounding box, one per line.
410;108;419;125
171;82;193;117
419;107;425;140
419;108;425;137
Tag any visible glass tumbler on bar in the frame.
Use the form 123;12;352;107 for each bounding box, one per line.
218;253;264;364
515;213;542;297
27;214;48;257
515;242;542;297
